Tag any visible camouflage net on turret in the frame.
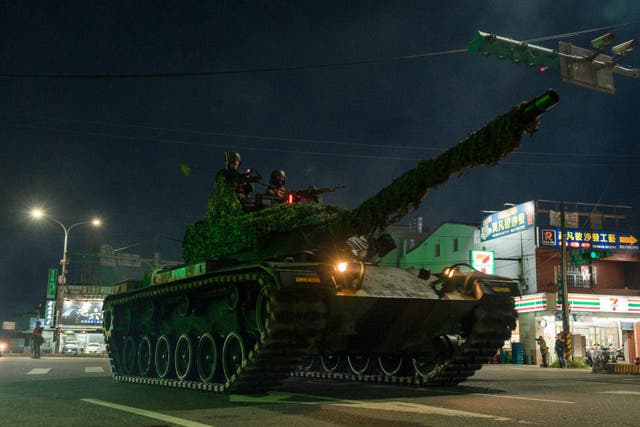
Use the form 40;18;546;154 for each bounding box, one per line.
183;104;536;262
182;176;345;261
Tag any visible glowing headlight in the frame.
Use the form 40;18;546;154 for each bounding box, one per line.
336;262;348;272
0;343;6;352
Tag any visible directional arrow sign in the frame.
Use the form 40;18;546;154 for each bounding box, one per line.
620;235;638;245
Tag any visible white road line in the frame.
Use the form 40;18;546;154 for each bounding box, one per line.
81;398;214;427
84;367;104;373
331;401;513;421
472;393;575;404
27;368;51;375
600;390;640;395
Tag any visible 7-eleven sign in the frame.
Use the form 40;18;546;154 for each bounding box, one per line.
470;250;495;274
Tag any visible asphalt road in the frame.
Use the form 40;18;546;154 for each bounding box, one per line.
1;356;639;426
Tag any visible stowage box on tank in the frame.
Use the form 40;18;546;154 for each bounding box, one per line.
103;90;559;393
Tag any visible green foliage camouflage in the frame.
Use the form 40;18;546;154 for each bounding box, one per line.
183;103;536;262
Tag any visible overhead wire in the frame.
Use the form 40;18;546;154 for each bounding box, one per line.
0;22;638;79
1;120;638;167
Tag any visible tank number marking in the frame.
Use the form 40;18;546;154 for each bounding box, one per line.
295;277;320;283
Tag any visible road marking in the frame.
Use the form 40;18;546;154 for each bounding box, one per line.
84;367;104;373
27;368;51;375
473;393;575;404
600;390;640;395
81;398;214;427
331;401;513;421
231;393;519;421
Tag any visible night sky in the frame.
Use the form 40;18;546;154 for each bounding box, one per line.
1;2;639;320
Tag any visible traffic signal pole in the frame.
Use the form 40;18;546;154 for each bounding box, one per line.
560;202;572;363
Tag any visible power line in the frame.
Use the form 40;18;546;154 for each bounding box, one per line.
1;121;638;165
1;22;637;79
0;48;466;79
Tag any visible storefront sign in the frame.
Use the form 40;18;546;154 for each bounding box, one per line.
47;268;58;299
539;228;639;252
481;201;535;241
44;300;55;327
64;285;114;298
514;294;548;312
61;300;103;326
516;293;640;314
2;321;15;330
470;250;495;274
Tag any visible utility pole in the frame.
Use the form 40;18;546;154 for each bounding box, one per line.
559;202;572;363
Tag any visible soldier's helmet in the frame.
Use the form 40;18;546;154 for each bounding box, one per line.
269;169;286;186
224;151;241;168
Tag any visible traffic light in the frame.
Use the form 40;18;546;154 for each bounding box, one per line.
570;249;614;265
557;278;564;306
588;250;614;260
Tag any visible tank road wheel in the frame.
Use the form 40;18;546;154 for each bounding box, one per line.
121;336;137;375
155;335;174;378
226;286;241;311
377;354;404;376
196;333;219;383
137;336;153;377
347;354;370;375
301;356;317;371
412;356;440;378
320;354;343;373
174;334;194;381
255;286;271;335
222;331;247;381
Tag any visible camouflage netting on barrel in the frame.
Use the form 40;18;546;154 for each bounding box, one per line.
183;104;536;263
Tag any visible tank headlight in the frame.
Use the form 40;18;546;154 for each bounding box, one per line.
330;260;365;293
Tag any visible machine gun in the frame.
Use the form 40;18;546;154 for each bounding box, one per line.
285;185;346;203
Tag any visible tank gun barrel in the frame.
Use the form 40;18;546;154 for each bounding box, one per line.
330;89;559;237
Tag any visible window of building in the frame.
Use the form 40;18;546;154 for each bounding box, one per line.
556;265;593;289
453;238;459;252
435;243;441;257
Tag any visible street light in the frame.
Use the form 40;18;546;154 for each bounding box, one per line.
30;208;102;354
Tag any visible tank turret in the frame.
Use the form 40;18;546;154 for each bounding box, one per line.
183;90;558;263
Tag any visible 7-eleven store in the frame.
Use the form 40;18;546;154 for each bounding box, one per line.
513;293;640;364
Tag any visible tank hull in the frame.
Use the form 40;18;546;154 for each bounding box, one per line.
103;262;517;392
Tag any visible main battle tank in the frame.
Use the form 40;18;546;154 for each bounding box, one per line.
103;90;559;393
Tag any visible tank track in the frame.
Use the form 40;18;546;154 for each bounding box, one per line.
291;293;517;386
105;270;328;394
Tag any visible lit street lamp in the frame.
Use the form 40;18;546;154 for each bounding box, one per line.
30;209;102;354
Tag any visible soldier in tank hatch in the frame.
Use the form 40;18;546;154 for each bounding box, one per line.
265;169;287;202
216;151;260;204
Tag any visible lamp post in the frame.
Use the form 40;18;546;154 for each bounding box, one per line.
30;209;101;354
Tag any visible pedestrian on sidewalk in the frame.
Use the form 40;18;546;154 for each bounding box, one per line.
32;321;44;359
535;335;550;367
555;332;567;368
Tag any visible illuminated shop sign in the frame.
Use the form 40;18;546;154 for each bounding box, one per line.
539;228;639;252
481;201;534;241
470;250;495;274
61;300;103;326
515;293;640;314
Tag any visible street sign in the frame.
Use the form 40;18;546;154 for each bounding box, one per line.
47;268;58;299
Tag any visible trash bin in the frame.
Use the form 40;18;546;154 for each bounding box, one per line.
511;343;524;364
